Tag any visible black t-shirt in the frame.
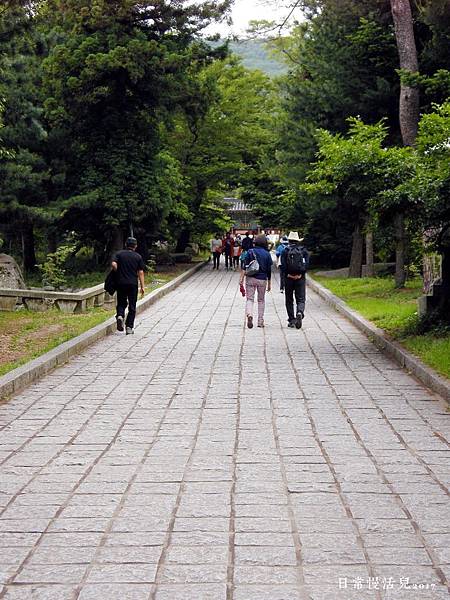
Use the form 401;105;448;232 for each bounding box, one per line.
113;249;145;286
242;236;253;251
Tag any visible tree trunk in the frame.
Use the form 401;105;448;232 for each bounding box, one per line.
390;0;420;288
349;222;364;278
135;228;148;263
365;229;375;277
439;246;450;320
176;229;191;253
394;212;407;288
21;224;37;274
47;229;58;254
390;0;420;147
106;226;124;264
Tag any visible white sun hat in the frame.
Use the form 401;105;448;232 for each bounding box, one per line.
288;231;304;242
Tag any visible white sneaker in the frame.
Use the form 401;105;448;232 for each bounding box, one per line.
126;326;134;335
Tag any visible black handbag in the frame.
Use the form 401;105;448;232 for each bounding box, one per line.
104;270;117;295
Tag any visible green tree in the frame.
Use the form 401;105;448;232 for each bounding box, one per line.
302;120;389;277
40;0;230;261
274;0;450;268
0;2;49;272
165;56;279;250
413;102;450;316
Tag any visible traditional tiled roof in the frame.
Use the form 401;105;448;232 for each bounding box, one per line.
224;198;250;212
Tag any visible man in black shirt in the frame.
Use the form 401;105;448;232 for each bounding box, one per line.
241;232;253;252
281;231;309;329
112;237;145;334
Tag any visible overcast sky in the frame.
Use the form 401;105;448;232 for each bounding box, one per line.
206;0;304;37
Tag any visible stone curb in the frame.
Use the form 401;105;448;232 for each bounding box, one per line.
0;261;207;401
307;276;450;403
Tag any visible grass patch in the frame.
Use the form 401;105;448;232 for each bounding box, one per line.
403;335;450;379
0;264;193;376
313;275;450;380
0;308;114;377
313;276;422;335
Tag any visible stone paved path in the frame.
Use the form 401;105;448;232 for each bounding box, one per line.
0;268;449;600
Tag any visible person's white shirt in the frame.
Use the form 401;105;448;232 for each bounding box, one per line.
211;238;222;252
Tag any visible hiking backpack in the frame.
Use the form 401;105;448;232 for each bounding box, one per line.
286;246;307;275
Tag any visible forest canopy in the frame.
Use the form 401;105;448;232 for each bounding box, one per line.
0;0;449;317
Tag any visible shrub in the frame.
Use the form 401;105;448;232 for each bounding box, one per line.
38;244;76;289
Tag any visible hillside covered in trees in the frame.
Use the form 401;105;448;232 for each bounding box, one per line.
228;39;287;77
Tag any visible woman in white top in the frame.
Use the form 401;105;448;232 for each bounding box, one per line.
211;236;222;270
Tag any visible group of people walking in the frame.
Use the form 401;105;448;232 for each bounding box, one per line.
238;231;309;330
110;230;309;336
210;231;254;271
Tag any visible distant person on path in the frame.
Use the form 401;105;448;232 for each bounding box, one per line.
241;231;253;252
281;231;309;329
239;233;272;329
211;235;222;270
112;237;145;335
276;235;289;293
232;236;242;270
222;232;234;271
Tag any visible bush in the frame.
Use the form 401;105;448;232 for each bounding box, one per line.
38;244;76;289
154;246;174;266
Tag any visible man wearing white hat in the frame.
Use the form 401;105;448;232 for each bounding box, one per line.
281;231;309;328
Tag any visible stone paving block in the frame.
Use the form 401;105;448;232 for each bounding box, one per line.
234;546;298;567
0;533;40;547
366;546;432;565
233;585;304;600
14;564;87;584
153;583;227;600
169;532;229;546
28;546;97;565
165;545;229;565
301;546;367;565
2;585;77;599
86;563;157;583
234;566;299;585
172;517;230;532
78;584;153;600
159;564;228;583
38;533;103;547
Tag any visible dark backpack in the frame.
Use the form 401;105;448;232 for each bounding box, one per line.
286;246;307;275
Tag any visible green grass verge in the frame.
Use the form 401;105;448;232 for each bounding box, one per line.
0;308;114;377
0;266;192;377
403;335;450;379
313;275;450;380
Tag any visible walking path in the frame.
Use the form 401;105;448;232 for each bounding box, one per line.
0;268;449;600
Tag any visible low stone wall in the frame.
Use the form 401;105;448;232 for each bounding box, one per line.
0;284;113;313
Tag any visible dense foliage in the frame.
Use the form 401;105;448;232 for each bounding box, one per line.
1;0;449;319
248;0;450;271
0;0;254;269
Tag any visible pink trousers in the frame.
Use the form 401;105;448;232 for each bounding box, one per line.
245;278;267;325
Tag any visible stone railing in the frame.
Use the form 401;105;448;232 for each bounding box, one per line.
0;284;114;313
